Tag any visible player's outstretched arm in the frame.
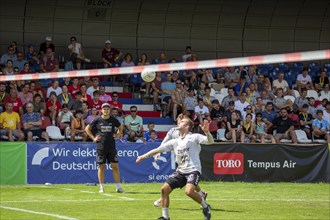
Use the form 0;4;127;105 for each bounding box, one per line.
136;148;163;163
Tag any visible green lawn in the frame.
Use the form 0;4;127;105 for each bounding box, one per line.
0;182;329;220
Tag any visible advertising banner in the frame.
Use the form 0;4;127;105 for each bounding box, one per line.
201;143;330;183
0;142;26;184
27;142;173;184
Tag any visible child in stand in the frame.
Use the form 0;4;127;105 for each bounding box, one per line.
254;112;276;143
143;121;158;142
147;130;161;142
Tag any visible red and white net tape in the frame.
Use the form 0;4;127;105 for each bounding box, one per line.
1;49;329;82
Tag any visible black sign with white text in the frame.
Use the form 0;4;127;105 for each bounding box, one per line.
201;143;330;183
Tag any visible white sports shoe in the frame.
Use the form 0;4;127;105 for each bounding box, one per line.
153;198;161;207
99;188;104;193
84;58;91;63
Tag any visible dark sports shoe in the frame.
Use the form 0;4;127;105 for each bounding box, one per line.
202;204;211;220
157;217;170;220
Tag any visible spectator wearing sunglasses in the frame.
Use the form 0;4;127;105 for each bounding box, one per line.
124;106;144;142
312;110;330;143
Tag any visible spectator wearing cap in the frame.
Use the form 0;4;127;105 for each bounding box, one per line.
70;109;87;142
297;67;314;93
314;69;329;93
269;108;298;144
298;104;314;139
46;91;61;125
224;100;242;122
294;88;309;113
323;102;330;125
312;110;330;143
39;36;55;57
183;87;198;117
102;40;122;68
221;87;237;110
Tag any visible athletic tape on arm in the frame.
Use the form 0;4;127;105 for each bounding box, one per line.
1;49;329;82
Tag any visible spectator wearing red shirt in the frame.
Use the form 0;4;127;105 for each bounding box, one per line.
46;92;61;125
101;40;122;68
40;48;59;73
88;91;103;114
68;78;80;98
4;88;23;115
108;92;123;114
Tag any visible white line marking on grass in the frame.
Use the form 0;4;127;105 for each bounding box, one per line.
62;188;73;191
0;205;78;220
102;193;114;197
80;190;94;194
117;196;135;200
2;198;328;204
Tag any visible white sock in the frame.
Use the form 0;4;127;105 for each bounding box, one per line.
100;184;104;189
162;208;169;219
201;197;207;208
116;183;121;189
197;190;203;196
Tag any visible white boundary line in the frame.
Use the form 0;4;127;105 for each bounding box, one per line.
0;205;78;220
2;198;328;203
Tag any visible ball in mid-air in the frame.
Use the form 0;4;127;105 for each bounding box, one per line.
141;70;156;82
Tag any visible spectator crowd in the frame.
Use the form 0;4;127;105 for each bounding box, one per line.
0;38;330;143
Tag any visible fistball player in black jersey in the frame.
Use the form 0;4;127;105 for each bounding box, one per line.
85;103;124;193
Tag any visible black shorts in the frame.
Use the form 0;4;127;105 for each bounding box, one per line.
24;129;42;137
96;149;118;164
166;171;201;190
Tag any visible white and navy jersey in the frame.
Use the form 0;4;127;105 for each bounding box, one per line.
158;133;210;174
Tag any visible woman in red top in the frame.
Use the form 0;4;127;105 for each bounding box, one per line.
20;62;33;74
46;92;61;125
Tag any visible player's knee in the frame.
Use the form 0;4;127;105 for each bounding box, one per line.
161;185;170;195
185;188;194;197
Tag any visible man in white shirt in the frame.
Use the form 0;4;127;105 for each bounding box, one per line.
234;92;249;116
136;118;214;220
86;78;100;98
296;67;314;93
272;72;291;95
46;80;62;98
194;98;210;127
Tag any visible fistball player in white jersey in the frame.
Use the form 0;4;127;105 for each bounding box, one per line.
153;114;208;207
136;118;214;220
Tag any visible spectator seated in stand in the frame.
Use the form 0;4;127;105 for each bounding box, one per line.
46;91;62;126
143;121;158;142
124;106;144;142
241;113;256;143
147;130;161;142
85;107;99;125
23;103;49;142
254;113;275;143
312;110;330;143
57;104;73;131
0;102;24;141
70;110;87;142
296;67;314;93
298;104;314;139
225;111;242;143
